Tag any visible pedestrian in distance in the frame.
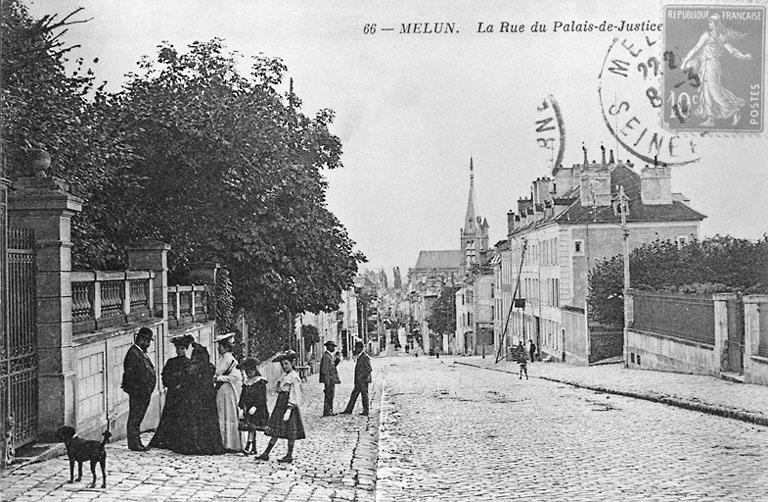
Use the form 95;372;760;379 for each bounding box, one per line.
529;340;537;364
238;358;269;455
214;333;242;452
121;327;156;452
319;340;341;416
341;341;372;416
256;350;305;464
518;348;529;380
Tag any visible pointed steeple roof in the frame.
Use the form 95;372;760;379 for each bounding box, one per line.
464;157;478;233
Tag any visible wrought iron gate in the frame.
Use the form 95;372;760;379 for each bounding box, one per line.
2;227;37;448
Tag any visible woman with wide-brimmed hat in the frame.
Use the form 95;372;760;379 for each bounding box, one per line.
256;350;305;463
214;332;242;452
149;334;194;451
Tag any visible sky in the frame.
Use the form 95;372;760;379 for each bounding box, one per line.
27;0;768;279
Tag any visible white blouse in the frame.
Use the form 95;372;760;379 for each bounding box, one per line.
276;370;303;407
216;352;242;394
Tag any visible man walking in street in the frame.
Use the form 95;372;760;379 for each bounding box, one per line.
529;340;537;363
341;341;372;416
319;340;341;416
122;327;156;451
517;341;529;380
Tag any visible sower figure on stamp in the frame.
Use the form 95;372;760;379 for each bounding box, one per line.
121;327;156;451
681;13;753;127
319;340;341;416
341;341;372;416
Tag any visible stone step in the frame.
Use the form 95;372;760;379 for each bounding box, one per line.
720;371;746;384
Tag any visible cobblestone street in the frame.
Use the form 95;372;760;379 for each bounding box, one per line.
5;355;768;501
1;361;379;502
377;356;768;501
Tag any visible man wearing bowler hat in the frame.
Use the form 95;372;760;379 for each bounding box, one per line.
319;340;341;416
341;341;372;416
122;327;156;451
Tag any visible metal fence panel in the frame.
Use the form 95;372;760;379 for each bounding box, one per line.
4;227;38;447
632;292;715;345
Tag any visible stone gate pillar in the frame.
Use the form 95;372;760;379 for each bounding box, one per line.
126;240;170;321
8;164;83;440
713;293;737;375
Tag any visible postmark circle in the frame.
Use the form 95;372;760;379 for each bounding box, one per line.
598;35;701;167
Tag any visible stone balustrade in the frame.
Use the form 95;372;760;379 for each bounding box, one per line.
71;270;155;334
167;284;209;326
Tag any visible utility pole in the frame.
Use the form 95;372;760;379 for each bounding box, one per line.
615;184;631;367
617;185;630;296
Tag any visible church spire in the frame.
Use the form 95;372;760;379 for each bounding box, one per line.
464;157;478;233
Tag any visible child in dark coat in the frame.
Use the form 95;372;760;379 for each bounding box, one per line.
238;358;269;455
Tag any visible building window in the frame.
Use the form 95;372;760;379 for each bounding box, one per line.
574;239;584;255
676;236;689;248
491;283;495;299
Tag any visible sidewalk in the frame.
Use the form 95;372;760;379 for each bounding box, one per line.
1;360;381;501
455;356;768;427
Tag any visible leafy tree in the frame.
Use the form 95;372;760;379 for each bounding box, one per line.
96;40;365;320
1;0;138;267
588;235;768;326
427;286;459;336
301;324;319;346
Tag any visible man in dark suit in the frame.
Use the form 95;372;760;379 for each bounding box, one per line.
319;340;341;416
341;341;372;416
122;327;156;451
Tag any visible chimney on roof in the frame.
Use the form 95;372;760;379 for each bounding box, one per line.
609;149;615;164
580;164;612;207
553;162;582;198
507;211;516;235
532;177;554;207
582;144;588;167
601;144;606;166
517;197;533;216
641;164;673;205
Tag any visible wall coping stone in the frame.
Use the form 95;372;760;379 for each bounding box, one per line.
628;327;715;351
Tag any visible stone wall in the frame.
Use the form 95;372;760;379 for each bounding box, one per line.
625;328;717;376
562;307;587;365
589;327;624;363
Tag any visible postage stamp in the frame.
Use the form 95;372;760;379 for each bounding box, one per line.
662;4;765;133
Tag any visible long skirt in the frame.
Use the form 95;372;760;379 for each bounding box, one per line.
216;382;242;451
264;392;305;440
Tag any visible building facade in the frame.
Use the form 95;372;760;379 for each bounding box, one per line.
494;151;706;365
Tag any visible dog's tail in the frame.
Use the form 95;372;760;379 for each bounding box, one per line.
101;430;112;447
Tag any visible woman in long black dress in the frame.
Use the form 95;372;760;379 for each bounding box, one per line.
149;334;193;450
175;343;225;455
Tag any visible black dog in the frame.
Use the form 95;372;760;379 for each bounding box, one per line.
56;426;111;488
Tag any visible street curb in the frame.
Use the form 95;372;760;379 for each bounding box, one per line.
455;361;768;428
348;371;384;493
0;443;65;477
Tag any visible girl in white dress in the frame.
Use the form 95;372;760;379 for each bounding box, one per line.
256;350;305;463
